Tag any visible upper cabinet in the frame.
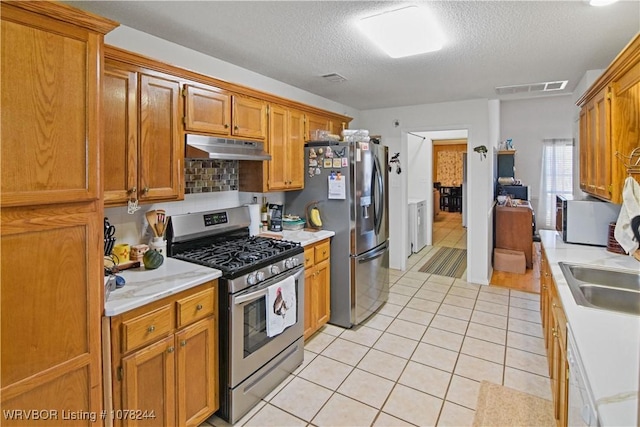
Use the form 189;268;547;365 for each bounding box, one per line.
266;105;305;190
184;84;231;135
578;33;640;203
103;51;184;206
184;85;267;140
232;95;267;139
1;2;116;207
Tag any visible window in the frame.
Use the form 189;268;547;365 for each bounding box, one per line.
539;138;573;229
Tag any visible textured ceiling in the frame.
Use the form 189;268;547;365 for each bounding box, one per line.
70;1;640;110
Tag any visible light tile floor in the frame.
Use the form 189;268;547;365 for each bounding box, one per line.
204;269;550;426
203;211;550;426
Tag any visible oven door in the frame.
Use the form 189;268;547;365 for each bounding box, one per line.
229;265;304;387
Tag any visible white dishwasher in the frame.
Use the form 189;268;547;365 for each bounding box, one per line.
408;198;427;254
567;325;599;426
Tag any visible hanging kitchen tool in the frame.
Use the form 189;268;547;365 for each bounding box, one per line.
155;209;166;237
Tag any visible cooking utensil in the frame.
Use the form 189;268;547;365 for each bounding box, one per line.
145;210;158;237
156;209;166;236
104;217;117;256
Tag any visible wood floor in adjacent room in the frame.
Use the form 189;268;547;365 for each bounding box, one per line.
431;211;540;294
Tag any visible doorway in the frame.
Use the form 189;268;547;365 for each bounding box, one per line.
406;130;468;260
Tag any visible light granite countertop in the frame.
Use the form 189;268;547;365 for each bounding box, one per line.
259;229;335;246
104;257;221;316
539;230;639;427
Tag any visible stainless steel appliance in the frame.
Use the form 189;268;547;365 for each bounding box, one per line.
166;207;304;424
556;195;621;246
567;325;599;426
286;140;389;328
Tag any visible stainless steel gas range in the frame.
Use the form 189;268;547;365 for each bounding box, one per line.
166;206;304;423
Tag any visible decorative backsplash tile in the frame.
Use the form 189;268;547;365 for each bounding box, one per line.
184;159;238;194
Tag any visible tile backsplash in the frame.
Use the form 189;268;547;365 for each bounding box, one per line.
184;159;238;193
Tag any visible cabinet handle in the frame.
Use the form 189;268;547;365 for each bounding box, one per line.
180;340;187;347
128;186;137;195
552;303;557;308
147;325;155;333
224;124;229;129
196;304;203;311
141;187;149;195
553;331;558;338
167;346;174;353
234;125;239;131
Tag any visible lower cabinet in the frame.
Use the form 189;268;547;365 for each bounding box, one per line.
539;246;568;426
303;239;331;340
107;281;218;427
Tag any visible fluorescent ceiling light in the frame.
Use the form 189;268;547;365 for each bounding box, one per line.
589;0;619;6
356;6;445;58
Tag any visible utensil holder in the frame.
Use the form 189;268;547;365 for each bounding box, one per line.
149;237;166;256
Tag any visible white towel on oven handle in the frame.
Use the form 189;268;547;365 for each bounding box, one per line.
266;275;297;338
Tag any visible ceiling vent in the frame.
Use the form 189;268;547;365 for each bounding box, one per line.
495;80;568;95
321;73;347;83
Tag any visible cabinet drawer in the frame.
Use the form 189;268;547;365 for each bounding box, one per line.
315;241;330;263
304;247;315;269
176;287;215;328
122;304;173;353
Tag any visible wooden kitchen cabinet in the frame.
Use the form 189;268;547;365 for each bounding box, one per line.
579;87;611;199
107;282;218;427
103;49;183;206
539;246;569;427
578;33;640;203
1;2;117;424
183;85;267;140
183;84;231;135
266;104;305;190
239;104;305;192
303;239;331;340
232;95;267;139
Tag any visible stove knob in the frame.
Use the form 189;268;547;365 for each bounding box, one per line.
256;271;266;282
247;273;257;286
284;258;292;269
270;265;280;275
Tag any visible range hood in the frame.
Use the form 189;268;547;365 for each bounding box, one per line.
185;134;271;161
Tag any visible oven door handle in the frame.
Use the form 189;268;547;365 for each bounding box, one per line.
233;267;304;305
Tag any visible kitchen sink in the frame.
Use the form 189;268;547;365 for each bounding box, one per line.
559;262;640;316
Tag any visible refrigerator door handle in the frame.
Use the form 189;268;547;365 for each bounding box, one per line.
373;152;385;235
357;242;388;264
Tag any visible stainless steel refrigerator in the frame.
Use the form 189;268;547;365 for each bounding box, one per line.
285;141;389;328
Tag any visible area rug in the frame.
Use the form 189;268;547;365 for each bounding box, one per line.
472;381;555;427
418;246;467;278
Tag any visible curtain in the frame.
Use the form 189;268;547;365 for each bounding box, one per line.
538;138;573;230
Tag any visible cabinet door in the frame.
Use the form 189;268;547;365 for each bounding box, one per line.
1;5;101;207
305;113;330;141
593;88;611;199
122;335;176;427
303;267;315;340
288;109;306;189
104;65;138;205
611;61;640;201
1;207;103;424
579;108;589;192
232;96;266;139
176;318;217;427
139;73;182;202
184;85;231;135
329;118;345;135
267;104;289;190
314;259;331;329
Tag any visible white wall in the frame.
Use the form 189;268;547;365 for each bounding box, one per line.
359;99;498;286
500;96;574;215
